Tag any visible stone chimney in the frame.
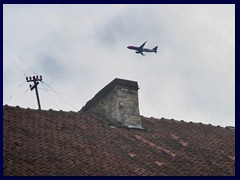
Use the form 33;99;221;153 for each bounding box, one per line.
81;78;142;129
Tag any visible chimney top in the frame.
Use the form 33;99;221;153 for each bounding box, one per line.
81;78;142;128
81;78;139;112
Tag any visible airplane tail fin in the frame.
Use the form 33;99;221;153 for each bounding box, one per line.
152;46;158;53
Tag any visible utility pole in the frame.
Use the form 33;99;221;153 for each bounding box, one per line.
26;75;42;110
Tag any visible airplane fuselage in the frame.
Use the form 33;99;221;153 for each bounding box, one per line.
142;48;156;52
127;41;158;56
127;46;155;52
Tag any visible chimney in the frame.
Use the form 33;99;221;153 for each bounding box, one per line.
81;78;142;129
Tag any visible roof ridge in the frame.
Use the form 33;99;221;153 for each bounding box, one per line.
141;115;227;129
3;105;233;129
3;104;78;114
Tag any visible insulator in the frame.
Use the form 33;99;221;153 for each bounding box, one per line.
36;75;38;79
33;76;36;80
29;84;32;88
30;77;32;80
26;77;28;81
40;75;42;79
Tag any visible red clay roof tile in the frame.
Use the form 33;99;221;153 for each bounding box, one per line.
3;105;235;176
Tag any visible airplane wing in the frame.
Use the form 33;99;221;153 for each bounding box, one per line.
139;41;147;50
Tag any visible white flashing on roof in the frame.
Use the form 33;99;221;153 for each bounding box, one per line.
126;124;144;130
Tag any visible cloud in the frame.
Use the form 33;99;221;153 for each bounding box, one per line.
95;5;167;48
38;55;68;80
3;4;235;127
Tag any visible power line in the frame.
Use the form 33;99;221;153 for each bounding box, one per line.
42;81;79;111
39;83;87;101
10;87;30;106
6;81;27;103
42;81;78;111
5;83;31;107
24;88;29;95
3;40;86;110
39;87;87;101
54;91;87;101
41;81;63;108
4;50;28;77
3;40;37;75
40;81;59;110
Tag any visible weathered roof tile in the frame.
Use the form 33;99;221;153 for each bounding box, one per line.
3;105;235;176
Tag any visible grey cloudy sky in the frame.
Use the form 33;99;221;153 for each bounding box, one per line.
3;4;235;127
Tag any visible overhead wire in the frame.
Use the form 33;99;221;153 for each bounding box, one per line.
54;91;87;101
4;41;29;104
41;81;79;111
3;39;84;111
40;82;60;110
6;81;27;103
3;39;37;75
41;81;63;109
7;83;29;106
4;50;28;77
3;39;38;106
23;87;29;95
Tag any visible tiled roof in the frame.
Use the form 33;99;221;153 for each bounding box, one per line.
3;105;235;176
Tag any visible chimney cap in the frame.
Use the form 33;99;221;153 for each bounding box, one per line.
81;78;139;112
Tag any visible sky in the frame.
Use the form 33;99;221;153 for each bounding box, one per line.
3;4;235;127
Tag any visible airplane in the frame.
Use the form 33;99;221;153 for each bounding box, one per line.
127;41;158;56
